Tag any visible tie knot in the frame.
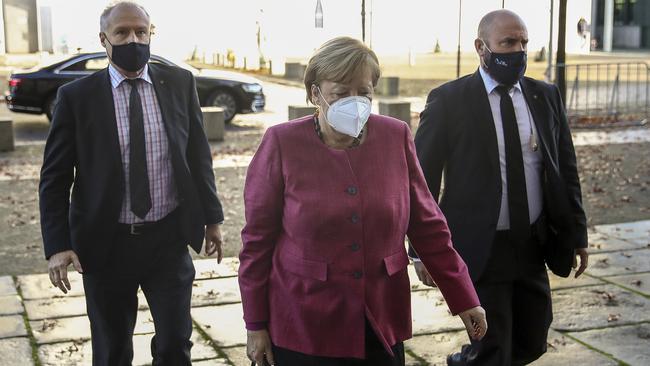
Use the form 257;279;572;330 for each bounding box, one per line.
495;85;512;97
125;78;139;87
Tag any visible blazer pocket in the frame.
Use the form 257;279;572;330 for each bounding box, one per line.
384;250;409;276
282;251;328;281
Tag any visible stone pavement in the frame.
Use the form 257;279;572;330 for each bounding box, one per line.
0;220;648;365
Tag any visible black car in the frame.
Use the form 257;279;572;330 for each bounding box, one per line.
5;52;265;122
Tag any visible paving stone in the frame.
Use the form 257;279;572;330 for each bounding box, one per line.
548;272;603;291
38;339;92;366
222;346;248;365
551;284;650;332
0;294;24;315
24;296;87;321
594;220;650;241
568;323;650;366
587;230;639;253
192;303;246;348
530;330;617;365
0;337;34;366
624;236;650;248
607;273;650;296
31;309;154;344
194;258;239;280
192;276;241;307
586;249;650;277
404;331;466;365
38;329;220;366
411;290;465;335
17;272;84;300
0;276;17;296
0;315;27;339
23;292;148;321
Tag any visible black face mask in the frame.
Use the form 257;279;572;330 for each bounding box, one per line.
482;42;527;86
105;37;150;72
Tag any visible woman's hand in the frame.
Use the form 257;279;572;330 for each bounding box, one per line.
247;329;275;365
458;306;487;341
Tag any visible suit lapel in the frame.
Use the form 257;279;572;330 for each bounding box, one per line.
467;70;500;177
97;69;123;175
148;65;179;150
521;79;557;169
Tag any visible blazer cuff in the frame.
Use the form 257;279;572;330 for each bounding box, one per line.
245;321;268;331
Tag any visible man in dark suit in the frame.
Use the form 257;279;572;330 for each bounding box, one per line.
39;2;224;365
409;10;589;366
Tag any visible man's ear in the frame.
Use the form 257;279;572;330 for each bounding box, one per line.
99;32;106;48
474;39;485;56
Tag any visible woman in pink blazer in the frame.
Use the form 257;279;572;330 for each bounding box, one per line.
239;37;486;366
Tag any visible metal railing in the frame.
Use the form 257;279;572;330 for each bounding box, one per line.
558;62;649;126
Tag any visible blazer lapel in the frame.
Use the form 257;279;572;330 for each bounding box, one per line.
521;79;558;170
467;70;500;178
97;69;123;175
148;65;179;150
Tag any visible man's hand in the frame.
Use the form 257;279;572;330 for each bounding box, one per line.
247;329;275;365
573;248;589;278
205;224;223;263
48;250;83;294
413;261;436;287
458;306;488;341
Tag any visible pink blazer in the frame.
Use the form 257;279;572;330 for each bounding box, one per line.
239;114;479;359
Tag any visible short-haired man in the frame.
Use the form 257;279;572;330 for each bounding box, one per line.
39;2;224;364
411;9;589;365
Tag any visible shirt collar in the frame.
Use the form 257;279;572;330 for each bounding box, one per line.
108;63;151;89
478;66;521;95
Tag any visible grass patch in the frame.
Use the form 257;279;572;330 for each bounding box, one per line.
192;319;235;366
13;275;42;366
559;329;630;366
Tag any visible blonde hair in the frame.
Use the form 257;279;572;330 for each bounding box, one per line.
304;37;381;103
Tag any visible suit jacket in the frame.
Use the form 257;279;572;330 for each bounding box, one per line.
39;62;224;272
238;114;479;359
411;70;588;281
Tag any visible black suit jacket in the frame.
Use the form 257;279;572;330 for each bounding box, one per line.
411;70;587;281
39;63;224;272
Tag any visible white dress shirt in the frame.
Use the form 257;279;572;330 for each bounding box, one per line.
479;67;544;230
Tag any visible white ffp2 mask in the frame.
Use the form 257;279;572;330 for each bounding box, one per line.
318;88;371;138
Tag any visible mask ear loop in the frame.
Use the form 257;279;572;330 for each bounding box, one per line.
480;39;493;71
316;86;331;108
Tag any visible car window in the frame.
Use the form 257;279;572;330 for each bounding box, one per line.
86;57;109;71
60;60;87;72
60;57;108;73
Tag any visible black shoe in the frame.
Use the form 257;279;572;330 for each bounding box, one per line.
447;344;471;366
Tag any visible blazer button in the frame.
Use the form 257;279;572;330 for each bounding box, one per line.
350;213;360;223
350;243;361;251
353;270;363;279
346;186;358;195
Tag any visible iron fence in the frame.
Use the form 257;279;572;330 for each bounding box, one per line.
557;62;649;126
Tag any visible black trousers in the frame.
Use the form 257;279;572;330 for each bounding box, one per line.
82;211;195;366
271;319;405;366
465;229;553;366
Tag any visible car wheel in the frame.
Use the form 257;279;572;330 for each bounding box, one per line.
207;90;237;123
45;95;57;121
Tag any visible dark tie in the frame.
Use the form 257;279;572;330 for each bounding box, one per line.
496;85;530;242
126;78;152;219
